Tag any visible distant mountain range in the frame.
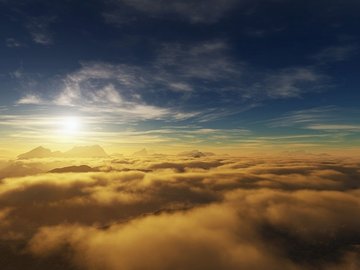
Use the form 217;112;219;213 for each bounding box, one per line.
17;146;216;159
177;150;215;158
18;145;108;159
49;165;98;173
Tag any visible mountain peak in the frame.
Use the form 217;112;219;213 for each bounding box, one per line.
64;145;108;158
49;165;97;173
132;148;148;156
18;146;53;159
18;145;108;159
178;150;214;158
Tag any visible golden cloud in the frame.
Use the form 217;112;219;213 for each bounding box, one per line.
0;155;359;269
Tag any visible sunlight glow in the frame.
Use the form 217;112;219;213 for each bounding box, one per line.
60;116;81;135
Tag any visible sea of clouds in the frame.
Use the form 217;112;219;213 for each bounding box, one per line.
0;154;359;269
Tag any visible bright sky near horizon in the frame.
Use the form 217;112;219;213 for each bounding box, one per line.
0;0;359;154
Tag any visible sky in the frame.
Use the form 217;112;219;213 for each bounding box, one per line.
0;0;360;154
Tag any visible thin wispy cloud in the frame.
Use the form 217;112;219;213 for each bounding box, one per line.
266;106;339;128
15;39;327;128
0;109;252;148
5;37;23;48
106;0;241;24
265;107;360;144
263;67;322;98
307;124;360;131
26;16;55;45
313;44;358;63
17;94;44;105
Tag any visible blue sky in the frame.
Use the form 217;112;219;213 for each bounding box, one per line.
0;0;359;153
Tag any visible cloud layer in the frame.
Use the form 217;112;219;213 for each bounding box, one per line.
0;154;360;269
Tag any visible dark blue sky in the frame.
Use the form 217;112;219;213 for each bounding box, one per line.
0;0;359;153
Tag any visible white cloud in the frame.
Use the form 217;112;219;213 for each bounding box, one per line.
14;41;327;125
56;83;123;106
168;82;192;92
17;94;44;105
50;62;177;120
15;40;242;122
89;85;123;104
307;124;360;131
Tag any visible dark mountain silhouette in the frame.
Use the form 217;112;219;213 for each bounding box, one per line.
18;145;108;159
177;150;215;158
49;165;98;173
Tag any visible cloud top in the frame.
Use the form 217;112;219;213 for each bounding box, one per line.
0;154;359;269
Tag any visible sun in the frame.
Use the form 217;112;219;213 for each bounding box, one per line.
60;116;81;135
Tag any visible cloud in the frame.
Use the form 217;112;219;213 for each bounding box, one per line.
0;154;360;269
155;41;241;82
105;0;241;24
17;94;44;105
14;41;242;122
266;106;339;127
262;68;322;98
23;167;360;270
265;106;360;141
0;161;43;179
306;124;360;131
15;62;186;121
26;16;55;45
5;38;23;48
13;39;327;127
28;205;297;270
313;44;358;63
0;107;252;147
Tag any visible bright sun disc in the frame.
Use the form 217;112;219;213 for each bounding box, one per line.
61;117;81;134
